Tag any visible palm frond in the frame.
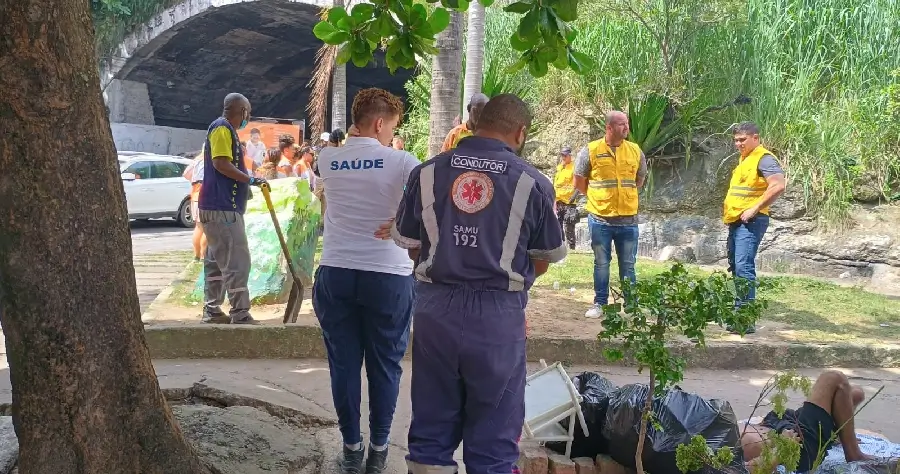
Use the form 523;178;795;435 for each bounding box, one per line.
307;43;337;138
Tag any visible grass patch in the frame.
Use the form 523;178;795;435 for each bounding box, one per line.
536;253;900;344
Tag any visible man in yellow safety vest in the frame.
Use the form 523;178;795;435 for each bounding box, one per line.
574;111;647;319
723;122;786;333
554;145;578;250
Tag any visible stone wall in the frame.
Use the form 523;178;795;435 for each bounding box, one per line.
111;122;207;155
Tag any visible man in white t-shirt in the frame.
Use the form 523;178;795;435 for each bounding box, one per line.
245;128;267;167
313;88;420;474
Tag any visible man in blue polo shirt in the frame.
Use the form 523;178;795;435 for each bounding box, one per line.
198;92;266;325
392;94;567;474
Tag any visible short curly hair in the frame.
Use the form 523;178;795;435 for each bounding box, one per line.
351;88;404;126
278;133;295;151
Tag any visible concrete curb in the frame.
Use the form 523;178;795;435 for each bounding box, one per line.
144;324;900;369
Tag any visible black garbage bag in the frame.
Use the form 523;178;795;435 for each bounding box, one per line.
546;372;617;458
602;383;748;474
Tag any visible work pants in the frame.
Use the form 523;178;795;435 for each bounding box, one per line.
407;283;526;474
588;214;638;306
727;214;769;307
312;265;414;447
555;202;577;250
199;210;252;322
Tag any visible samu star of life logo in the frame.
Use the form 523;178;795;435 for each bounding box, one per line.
451;171;494;214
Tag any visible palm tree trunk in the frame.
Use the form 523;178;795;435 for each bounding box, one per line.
462;1;486;122
428;10;464;158
330;0;347;133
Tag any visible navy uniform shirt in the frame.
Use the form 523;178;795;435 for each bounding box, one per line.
392;136;567;292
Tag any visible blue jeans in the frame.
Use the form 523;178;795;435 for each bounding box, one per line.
727;215;769;307
588;215;639;305
312;265;415;447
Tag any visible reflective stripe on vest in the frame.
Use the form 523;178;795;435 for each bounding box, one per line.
722;145;776;224
584;138;641;218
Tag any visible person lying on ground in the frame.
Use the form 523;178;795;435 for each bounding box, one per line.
740;370;878;473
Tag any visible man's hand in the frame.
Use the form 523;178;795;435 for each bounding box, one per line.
740;206;759;223
249;176;267;187
374;219;394;240
348;124;361;137
781;429;801;442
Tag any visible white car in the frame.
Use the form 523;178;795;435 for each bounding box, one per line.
119;153;194;227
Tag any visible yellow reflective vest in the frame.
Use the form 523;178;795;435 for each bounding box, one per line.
554;161;576;203
584;138;641;218
722;145;777;224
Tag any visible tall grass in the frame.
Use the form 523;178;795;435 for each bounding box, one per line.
532;0;900;222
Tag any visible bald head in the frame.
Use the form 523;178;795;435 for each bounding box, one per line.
474;93;532;154
466;93;490;128
223;93;251;129
605;110;629;146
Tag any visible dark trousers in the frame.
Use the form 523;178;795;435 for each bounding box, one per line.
312;265;415;446
407;283;527;474
726;215;769;307
555;202;577;250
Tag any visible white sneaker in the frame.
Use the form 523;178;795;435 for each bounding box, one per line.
584;305;602;319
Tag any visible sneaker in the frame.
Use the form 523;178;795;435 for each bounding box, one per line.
231;315;260;325
341;445;366;474
365;445;389;474
584;305;602;319
201;313;230;324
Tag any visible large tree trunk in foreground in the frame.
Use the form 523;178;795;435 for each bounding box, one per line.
0;2;211;473
428;11;464;158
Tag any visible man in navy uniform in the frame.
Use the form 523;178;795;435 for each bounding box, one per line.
391;94;567;474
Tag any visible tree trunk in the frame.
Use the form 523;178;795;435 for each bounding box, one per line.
462;1;486;122
635;370;655;474
427;10;464;158
330;0;347;133
0;2;211;473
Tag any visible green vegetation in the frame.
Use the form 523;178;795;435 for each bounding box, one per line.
401;0;900;222
91;0;181;63
538;253;900;344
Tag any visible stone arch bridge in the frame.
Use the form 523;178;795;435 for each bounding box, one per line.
102;0;413;131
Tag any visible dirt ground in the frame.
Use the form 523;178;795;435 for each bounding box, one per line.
146;286;811;345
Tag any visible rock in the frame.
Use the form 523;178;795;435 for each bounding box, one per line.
174;404;322;474
193;177;321;304
769;186;807;219
852;175;884;203
839;271;852;279
657;245;696;263
0;417;18;474
867;263;900;297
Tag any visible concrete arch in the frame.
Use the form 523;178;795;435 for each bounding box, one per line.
103;0;412;134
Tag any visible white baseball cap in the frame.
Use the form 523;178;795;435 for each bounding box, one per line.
320;132;331;141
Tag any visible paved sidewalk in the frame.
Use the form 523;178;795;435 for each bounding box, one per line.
134;252;192;312
0;360;895;472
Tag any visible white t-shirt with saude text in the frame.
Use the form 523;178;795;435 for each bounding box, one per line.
317;137;420;276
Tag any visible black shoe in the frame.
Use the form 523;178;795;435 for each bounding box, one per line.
231;315;259;325
365;445;389;474
201;313;230;324
341;445;365;474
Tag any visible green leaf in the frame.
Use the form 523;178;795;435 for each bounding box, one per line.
509;32;533;52
313;21;339;42
567;49;593;75
552;47;569;68
552;0;577;22
503;1;532;13
351;50;370;68
327;7;349;27
427;7;451;33
335;45;352;65
410;3;428;26
505;56;528;74
565;28;577;44
479;0;495;6
535;45;558;63
518;9;541;42
351;3;375;20
539;7;560;44
325;31;351;45
527;57;548;77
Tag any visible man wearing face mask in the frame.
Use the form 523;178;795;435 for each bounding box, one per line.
391;94;566;474
198;92;267;325
313;88;420;474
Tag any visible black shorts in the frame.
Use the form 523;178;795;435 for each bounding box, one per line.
795;402;836;472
